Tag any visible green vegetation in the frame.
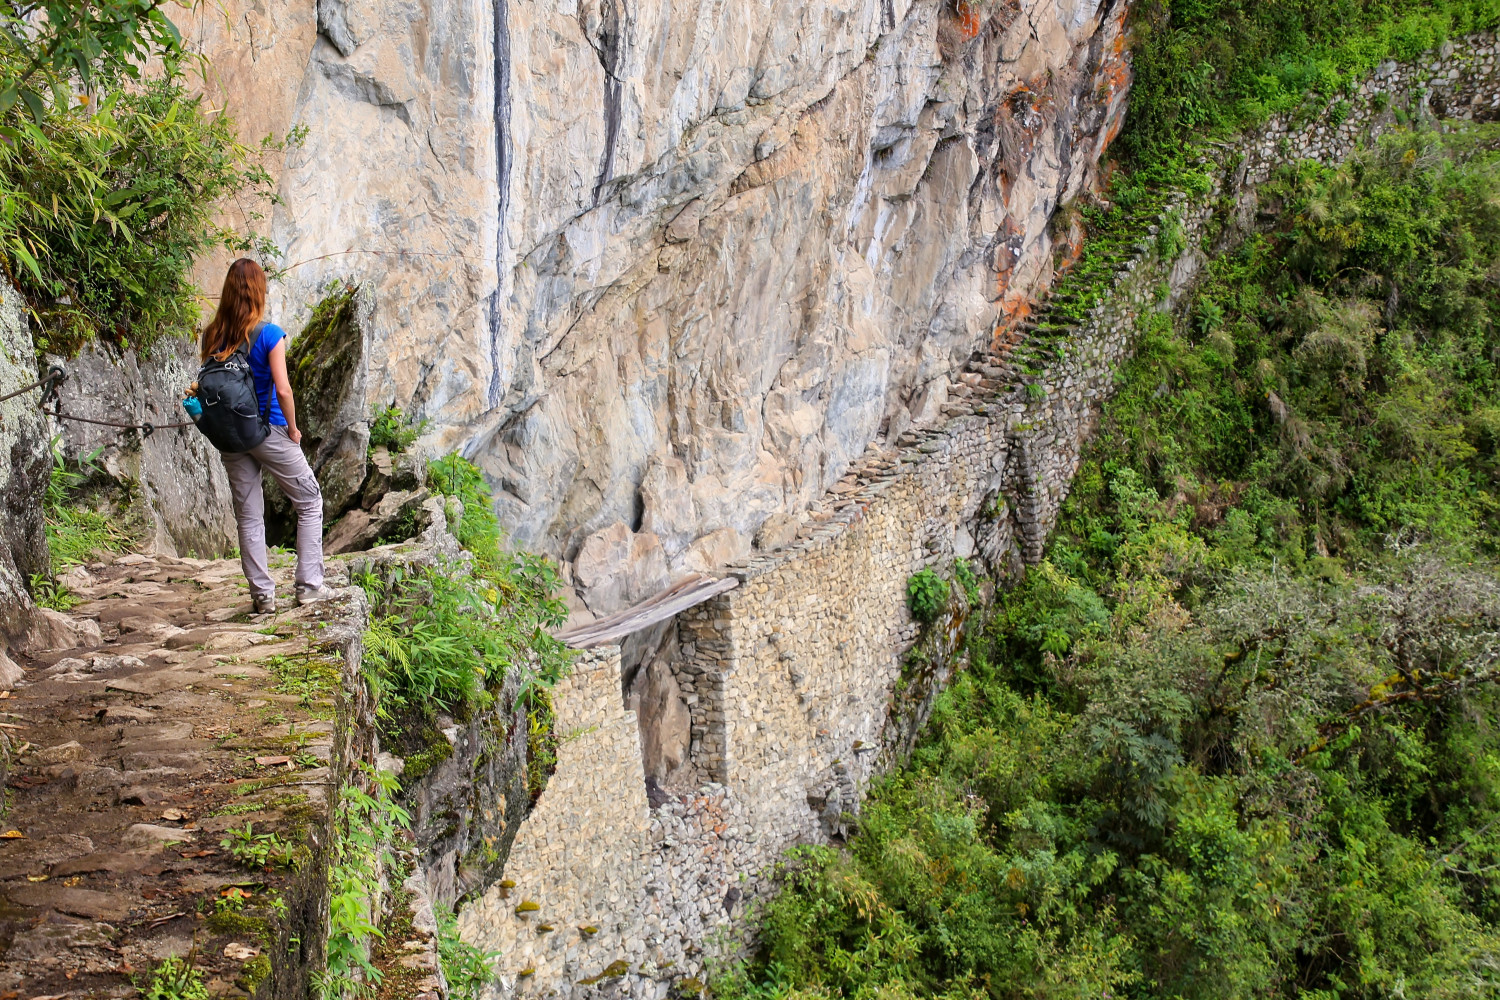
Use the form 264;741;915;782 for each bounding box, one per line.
721;131;1500;1000
526;688;559;802
360;454;571;718
264;651;341;715
41;440;129;570
139;957;208;1000
0;2;186;121
220;822;297;871
28;572;78;611
1123;0;1500;163
214;886;251;914
368;406;424;454
321;766;411;998
906;568;950;624
0;3;284;354
436;901;500;999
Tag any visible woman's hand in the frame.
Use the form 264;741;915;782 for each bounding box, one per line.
287;426;303;444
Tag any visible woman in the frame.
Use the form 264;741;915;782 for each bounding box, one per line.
200;258;336;614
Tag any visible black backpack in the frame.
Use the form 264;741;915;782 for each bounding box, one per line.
194;344;269;454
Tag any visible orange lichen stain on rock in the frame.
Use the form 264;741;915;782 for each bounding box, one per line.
1094;3;1135;152
1053;211;1088;276
956;0;983;39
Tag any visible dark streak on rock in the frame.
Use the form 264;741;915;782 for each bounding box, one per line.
590;0;628;208
488;0;515;408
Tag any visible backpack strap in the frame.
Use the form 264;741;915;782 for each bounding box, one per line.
236;340;272;427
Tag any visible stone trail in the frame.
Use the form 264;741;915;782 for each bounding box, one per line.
0;551;401;997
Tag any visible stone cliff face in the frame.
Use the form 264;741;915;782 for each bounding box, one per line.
0;284;50;646
186;0;1130;614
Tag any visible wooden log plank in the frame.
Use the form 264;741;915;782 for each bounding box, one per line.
555;574;739;648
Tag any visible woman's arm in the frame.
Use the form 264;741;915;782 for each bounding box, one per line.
267;340;301;444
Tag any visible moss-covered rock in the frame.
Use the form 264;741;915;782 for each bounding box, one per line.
264;283;371;543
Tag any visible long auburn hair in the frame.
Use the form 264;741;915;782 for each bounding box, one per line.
201;259;268;361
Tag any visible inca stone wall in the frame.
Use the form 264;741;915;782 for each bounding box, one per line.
457;32;1500;999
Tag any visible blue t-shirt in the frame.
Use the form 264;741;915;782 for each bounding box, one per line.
246;323;288;427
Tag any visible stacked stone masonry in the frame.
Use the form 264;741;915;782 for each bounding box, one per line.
458;34;1500;997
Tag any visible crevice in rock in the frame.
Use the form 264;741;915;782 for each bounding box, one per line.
587;0;628;208
488;0;515;409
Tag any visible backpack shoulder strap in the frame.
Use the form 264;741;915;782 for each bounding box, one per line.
237;338;271;424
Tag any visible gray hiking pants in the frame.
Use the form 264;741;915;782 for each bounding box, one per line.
221;425;324;600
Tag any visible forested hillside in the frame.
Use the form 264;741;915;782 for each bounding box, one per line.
718;8;1500;994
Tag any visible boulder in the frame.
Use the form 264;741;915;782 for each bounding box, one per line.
361;445;395;508
4;921;116;961
679;527;750;576
25;608;103;654
0;647;23;688
639;456;696;559
121;823;195;850
754;513;802;552
627;654;691;783
573;522;671;615
360;445;427;512
326;488;432;554
45;334;236;558
34;741;91;765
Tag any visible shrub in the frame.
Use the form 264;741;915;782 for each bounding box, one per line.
42;438;129;569
319;766;410;997
1121;0;1500;164
361;454;572;717
368;406;424;453
427;454;504;567
952;557;981;604
1;78;282;354
437;901;499;999
906;568;950;623
220;822;296;870
0;2;187;121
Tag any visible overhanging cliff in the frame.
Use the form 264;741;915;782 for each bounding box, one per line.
184;0;1131;616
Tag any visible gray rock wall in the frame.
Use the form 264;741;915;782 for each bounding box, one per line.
456;32;1500;997
45;337;237;558
185;0;1133;615
0;283;50;642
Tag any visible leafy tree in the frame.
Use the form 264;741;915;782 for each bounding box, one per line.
0;0;187;119
0;1;284;352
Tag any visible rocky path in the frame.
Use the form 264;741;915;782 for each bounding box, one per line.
0;551;362;997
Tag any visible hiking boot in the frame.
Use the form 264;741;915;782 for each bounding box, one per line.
295;585;339;607
252;594;277;615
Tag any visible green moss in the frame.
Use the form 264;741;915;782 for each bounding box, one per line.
235;953;272;993
289;283;359;391
205;910;273;941
396;727;453;789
